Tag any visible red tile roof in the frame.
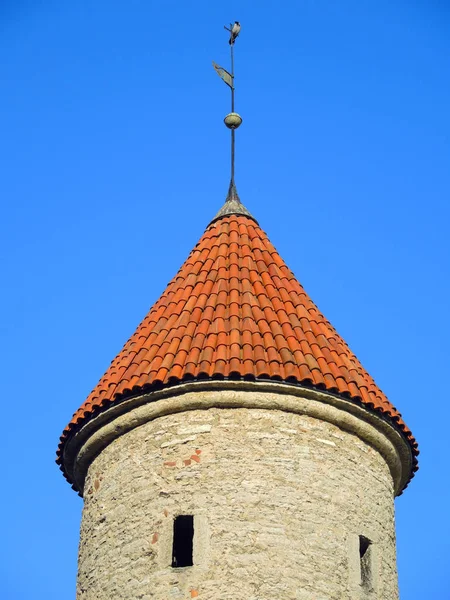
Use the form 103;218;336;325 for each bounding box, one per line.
57;211;418;482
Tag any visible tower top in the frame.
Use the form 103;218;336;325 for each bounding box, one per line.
57;210;418;491
57;23;418;496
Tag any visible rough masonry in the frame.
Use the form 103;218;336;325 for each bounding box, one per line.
76;389;401;600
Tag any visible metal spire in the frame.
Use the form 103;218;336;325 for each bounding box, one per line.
210;22;257;224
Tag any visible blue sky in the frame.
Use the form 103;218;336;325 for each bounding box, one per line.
1;1;449;598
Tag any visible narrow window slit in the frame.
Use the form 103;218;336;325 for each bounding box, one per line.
359;535;372;589
172;515;194;567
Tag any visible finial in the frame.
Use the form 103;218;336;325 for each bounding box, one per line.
210;22;256;224
226;21;241;46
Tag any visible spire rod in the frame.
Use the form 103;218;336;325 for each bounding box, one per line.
211;22;256;224
230;40;236;186
221;22;242;200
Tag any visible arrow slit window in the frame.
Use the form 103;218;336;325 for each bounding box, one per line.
359;535;373;590
172;515;194;568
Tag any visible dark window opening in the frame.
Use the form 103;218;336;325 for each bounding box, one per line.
172;515;194;567
359;535;370;559
359;535;372;588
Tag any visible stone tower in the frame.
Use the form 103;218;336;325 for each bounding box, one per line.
58;25;417;600
58;196;417;600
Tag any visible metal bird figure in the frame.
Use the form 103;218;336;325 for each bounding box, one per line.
228;21;241;45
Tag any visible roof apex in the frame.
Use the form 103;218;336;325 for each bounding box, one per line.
209;180;257;224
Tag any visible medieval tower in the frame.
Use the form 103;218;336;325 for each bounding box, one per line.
57;24;418;600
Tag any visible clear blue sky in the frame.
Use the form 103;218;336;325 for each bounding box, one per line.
1;1;449;598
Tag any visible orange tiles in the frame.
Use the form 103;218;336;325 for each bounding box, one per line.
57;213;418;482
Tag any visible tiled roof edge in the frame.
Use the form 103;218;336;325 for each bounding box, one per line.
56;375;418;494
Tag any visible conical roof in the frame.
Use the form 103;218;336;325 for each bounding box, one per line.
57;204;418;483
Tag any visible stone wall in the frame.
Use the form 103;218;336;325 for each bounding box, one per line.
77;402;399;600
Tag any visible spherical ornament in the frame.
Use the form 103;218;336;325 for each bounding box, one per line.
224;112;243;129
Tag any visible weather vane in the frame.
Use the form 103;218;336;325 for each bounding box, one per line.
212;21;242;203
